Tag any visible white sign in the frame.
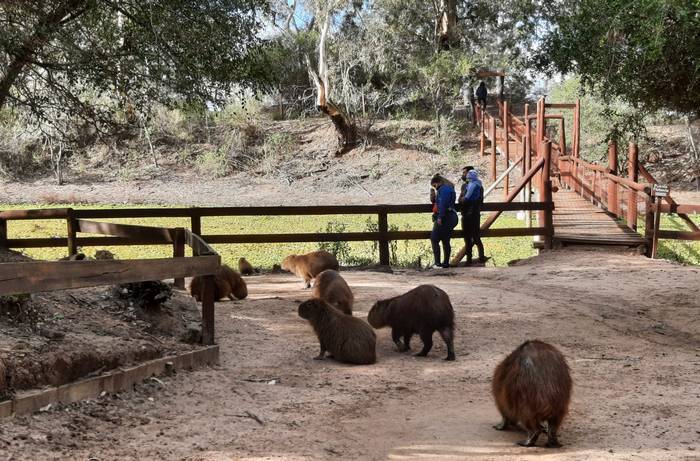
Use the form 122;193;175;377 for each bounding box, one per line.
653;185;669;197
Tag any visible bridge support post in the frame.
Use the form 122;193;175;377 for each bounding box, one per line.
644;193;655;257
627;143;639;230
503;101;510;199
542;141;554;249
608;141;619;216
491;119;497;182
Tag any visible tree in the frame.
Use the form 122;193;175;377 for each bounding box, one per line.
0;0;269;128
538;0;700;155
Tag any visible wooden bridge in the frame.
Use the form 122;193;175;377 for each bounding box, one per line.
473;96;700;255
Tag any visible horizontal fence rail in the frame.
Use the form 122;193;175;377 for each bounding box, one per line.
0;202;553;266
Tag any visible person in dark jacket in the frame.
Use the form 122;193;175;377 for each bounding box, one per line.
458;168;486;264
475;81;488;110
429;174;458;269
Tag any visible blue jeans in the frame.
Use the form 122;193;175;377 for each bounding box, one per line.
430;211;458;266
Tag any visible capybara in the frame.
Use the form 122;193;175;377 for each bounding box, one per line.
189;264;248;302
298;299;376;365
368;284;455;361
492;340;572;448
312;269;354;315
281;250;339;288
238;257;254;276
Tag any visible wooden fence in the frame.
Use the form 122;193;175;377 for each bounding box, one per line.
0;218;221;344
0;202;553;268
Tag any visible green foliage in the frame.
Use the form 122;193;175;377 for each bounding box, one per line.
195;149;232;178
317;221;354;265
540;0;700;116
549;77;647;162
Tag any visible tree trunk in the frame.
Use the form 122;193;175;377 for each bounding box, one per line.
436;0;458;51
307;12;356;155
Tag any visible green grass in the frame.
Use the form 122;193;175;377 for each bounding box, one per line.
1;204;537;268
4;204;697;268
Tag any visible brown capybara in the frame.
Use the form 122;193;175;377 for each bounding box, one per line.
368;284;455;361
238;257;254;276
492;340;572;448
311;269;354;315
281;250;339;288
298;299;376;365
189;265;247;302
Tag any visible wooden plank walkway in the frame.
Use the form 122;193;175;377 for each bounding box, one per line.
552;190;646;246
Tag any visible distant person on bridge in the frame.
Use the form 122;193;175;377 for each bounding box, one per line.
458;167;486;265
429;174;458;269
475;81;488;110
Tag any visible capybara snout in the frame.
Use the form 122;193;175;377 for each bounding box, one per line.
368;284;455;361
492;340;572;448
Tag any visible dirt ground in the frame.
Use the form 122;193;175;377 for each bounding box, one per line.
1;248;698;460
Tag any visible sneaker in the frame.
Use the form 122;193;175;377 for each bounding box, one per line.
431;264;445;270
441;263;450;268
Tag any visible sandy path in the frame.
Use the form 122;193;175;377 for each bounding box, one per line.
1;248;698;460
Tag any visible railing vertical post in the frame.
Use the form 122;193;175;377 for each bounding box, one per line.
66;208;78;256
201;274;216;345
191;208;202;238
479;116;485;157
608;141;619;216
559;118;566;156
503;100;510;199
573;98;581;158
644;193;655;257
651;195;663;259
542;141;554;248
523;136;532;228
378;207;390;266
627;143;639;230
0;218;7;248
173;228;185;289
490;118;497;182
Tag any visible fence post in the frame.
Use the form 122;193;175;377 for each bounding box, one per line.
573;98;581;158
503;101;510;199
479;117;485;156
644;193;655;257
608;141;619;216
66;208;78;256
378;207;390;266
173;228;185;289
542;141;554;248
201;274;216;345
559;118;566;156
0;218;7;248
651;195;662;259
627;143;639;230
191;208;202;238
491;118;497;181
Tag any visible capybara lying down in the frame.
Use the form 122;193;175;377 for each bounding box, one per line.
492;340;572;448
238;257;254;276
312;269;354;315
368;284;455;361
298;299;376;365
281;250;339;288
189;265;248;302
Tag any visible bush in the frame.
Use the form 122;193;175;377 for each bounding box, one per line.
317;221;353;264
195;149;232;177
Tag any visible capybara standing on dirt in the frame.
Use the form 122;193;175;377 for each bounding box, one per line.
298;299;376;365
238;257;254;276
492;340;572;448
281;250;339;288
368;284;456;361
189;265;248;302
312;269;354;315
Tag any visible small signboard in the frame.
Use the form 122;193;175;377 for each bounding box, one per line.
653;184;669;197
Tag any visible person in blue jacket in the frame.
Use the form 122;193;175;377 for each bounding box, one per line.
429;174;458;269
458;168;486;264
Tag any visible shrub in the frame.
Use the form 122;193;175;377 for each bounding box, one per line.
195;149;232;177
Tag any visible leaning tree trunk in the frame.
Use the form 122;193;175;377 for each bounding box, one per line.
306;13;356;155
436;0;458;51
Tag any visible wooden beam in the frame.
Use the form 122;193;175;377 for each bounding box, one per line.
544;103;576;109
0;256;221;296
78;220;175;242
656;230;700;241
0;208;71;220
